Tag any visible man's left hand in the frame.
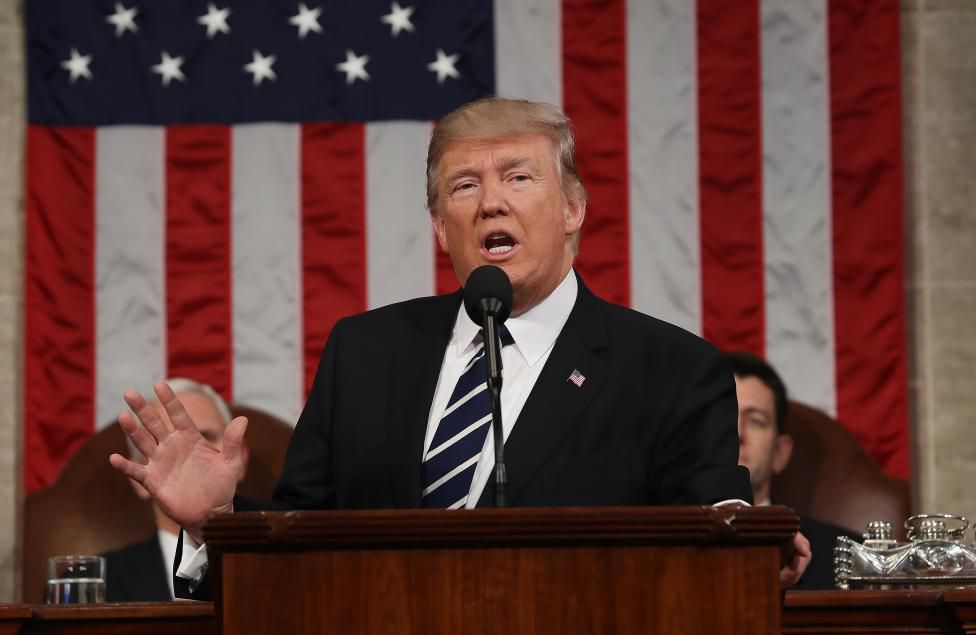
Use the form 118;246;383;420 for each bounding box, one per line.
781;531;811;588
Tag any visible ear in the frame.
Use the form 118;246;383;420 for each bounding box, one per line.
771;433;793;475
564;196;586;236
431;210;449;253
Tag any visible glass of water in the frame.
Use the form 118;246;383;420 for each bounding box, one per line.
45;555;106;604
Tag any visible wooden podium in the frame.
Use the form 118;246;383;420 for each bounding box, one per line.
204;505;797;634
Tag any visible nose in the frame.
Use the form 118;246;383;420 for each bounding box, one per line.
737;415;746;445
478;178;509;218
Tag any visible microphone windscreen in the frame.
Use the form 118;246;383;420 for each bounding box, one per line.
463;265;513;326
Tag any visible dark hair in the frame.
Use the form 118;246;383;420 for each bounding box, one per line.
727;352;789;434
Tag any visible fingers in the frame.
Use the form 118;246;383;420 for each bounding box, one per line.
124;388;172;444
118;410;158;459
795;531;812;558
220;416;249;466
154;381;197;433
109;453;148;484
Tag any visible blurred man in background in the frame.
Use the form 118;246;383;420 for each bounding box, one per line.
730;352;855;590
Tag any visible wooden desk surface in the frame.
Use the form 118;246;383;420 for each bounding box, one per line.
784;589;976;635
0;603;214;635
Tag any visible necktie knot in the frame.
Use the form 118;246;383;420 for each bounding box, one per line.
478;324;514;349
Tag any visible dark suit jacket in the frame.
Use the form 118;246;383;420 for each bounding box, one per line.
102;534;172;602
274;275;750;509
792;516;860;590
178;276;751;598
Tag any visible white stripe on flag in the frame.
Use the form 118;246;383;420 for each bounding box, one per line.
626;0;702;335
494;0;562;106
365;122;434;309
760;0;836;415
231;123;303;423
95;126;166;429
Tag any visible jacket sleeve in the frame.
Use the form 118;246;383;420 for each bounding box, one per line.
648;348;753;505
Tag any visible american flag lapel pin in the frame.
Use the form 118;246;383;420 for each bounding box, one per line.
567;369;586;387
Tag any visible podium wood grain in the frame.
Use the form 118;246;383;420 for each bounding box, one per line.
205;505;798;635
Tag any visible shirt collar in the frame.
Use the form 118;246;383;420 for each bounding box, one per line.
451;268;578;367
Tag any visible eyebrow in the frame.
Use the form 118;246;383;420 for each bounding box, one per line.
444;155;538;184
742;406;771;419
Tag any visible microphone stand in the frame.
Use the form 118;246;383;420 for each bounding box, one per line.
480;299;508;508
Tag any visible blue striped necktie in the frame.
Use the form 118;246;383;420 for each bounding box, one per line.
422;325;514;509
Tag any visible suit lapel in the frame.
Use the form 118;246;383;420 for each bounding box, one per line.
387;291;461;507
479;280;610;507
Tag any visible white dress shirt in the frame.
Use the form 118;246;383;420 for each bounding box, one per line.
423;269;577;508
157;528;178;599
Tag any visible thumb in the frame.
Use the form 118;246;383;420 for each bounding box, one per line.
221;416;249;466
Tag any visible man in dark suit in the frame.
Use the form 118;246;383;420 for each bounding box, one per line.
110;98;809;594
729;351;856;589
102;535;171;602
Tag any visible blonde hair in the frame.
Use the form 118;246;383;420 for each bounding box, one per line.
425;97;588;215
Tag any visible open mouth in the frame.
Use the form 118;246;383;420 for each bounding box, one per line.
483;232;518;256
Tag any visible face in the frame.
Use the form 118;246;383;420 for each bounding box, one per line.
431;134;585;316
734;375;792;502
154;391;228;452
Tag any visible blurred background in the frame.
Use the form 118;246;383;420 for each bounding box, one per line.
0;0;973;601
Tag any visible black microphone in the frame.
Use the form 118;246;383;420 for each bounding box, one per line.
462;265;513;508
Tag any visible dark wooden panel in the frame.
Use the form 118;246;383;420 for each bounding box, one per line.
0;606;32;635
221;545;780;635
783;590;960;635
19;603;214;635
944;589;976;635
207;506;796;635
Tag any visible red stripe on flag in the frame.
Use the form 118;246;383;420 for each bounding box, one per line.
24;126;96;493
165;126;233;400
301;123;367;395
828;0;909;479
435;247;457;295
562;0;630;307
696;0;765;354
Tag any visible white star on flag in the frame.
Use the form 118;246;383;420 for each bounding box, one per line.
427;49;460;84
197;4;231;39
105;2;138;38
243;50;277;86
60;49;93;83
336;49;370;85
289;3;323;39
380;2;415;38
151;52;186;87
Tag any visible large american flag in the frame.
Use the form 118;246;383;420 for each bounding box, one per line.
24;0;908;493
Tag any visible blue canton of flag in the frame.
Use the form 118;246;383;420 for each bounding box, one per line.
27;0;495;125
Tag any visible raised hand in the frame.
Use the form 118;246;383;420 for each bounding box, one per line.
109;381;248;543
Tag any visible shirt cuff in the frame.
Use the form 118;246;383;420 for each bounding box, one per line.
713;499;751;507
176;530;209;592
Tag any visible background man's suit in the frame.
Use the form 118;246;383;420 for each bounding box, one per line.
103;535;171;602
178;276;751;599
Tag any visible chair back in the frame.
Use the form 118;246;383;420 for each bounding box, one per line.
772;401;911;539
21;405;293;602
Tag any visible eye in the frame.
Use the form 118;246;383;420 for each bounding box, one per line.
509;173;531;183
453;181;477;193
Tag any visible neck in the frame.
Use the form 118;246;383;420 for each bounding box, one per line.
510;255;574;317
153;505;180;536
754;483;771;506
